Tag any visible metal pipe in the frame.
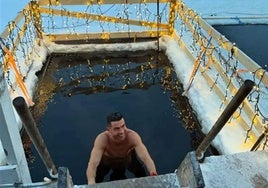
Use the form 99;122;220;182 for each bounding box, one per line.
12;97;58;178
196;79;255;161
250;128;268;151
0;179;54;188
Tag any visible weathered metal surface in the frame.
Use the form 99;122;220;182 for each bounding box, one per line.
58;167;74;188
177;151;204;188
13;97;58;178
78;173;180;188
38;0;169;6
0;80;32;183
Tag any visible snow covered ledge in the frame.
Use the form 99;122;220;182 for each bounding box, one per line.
176;150;268;188
200;150;268;187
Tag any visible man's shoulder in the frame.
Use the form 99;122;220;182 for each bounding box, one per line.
127;128;139;135
95;131;109;143
126;129;141;141
99;130;109;136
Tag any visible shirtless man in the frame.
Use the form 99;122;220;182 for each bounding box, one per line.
86;112;157;184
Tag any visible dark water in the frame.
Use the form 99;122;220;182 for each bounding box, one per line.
28;51;195;184
26;25;268;185
213;25;268;68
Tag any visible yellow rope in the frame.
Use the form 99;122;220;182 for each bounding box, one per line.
1;41;34;106
182;29;213;95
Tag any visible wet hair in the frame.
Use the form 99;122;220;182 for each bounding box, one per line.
107;112;123;125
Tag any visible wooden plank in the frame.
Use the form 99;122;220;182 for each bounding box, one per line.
172;31;265;136
197;64;263;137
199;21;268;87
176;0;268;87
174;1;266;136
175;29;265;136
38;0;169;6
39;7;169;29
200;67;264;136
46;30;168;42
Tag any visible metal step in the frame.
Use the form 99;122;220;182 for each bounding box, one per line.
75;173;180;188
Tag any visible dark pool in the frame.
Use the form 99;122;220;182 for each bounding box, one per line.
27;50;197;184
26;25;268;185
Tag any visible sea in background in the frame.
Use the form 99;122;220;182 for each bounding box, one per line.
214;25;268;68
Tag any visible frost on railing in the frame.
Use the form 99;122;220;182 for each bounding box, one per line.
38;1;171;39
0;5;39;104
173;0;268;150
0;0;168;90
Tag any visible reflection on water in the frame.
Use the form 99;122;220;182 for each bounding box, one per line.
27;50;202;184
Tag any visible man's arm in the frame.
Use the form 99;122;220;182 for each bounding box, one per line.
86;134;106;184
132;132;157;175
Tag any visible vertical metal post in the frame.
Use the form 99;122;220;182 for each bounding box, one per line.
0;72;32;184
57;167;74;188
196;80;255;161
168;0;177;35
30;1;43;39
13;97;58;178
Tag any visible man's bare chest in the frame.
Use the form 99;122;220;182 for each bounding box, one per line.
105;142;134;158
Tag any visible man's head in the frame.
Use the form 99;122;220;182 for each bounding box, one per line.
107;112;123;125
106;112;127;142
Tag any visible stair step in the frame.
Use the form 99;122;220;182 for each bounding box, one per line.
74;173;180;188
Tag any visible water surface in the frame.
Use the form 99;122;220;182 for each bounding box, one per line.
28;51;195;184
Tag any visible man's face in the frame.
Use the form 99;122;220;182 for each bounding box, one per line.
107;118;127;142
